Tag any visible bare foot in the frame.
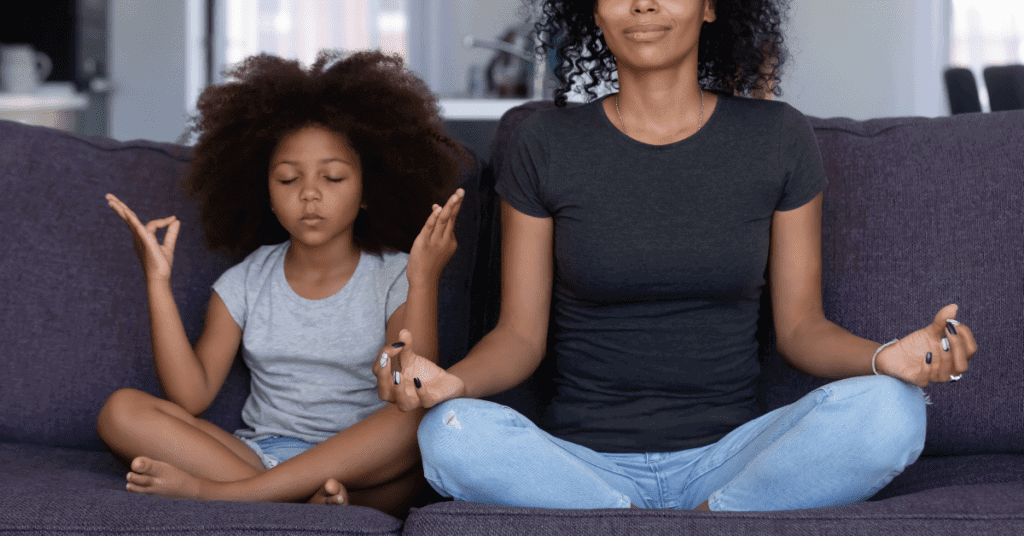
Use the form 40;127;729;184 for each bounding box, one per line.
308;478;349;506
125;456;203;499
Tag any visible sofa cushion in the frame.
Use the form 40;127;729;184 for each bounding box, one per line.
0;442;402;535
402;481;1024;536
0;119;484;452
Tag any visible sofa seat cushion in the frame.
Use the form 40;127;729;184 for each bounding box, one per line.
872;453;1024;500
403;481;1024;536
0;442;402;535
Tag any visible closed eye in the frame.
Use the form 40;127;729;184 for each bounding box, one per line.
326;177;344;183
279;178;297;185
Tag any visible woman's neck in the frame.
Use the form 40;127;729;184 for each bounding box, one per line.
607;62;718;144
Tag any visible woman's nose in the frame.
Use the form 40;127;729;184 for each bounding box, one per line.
632;0;658;14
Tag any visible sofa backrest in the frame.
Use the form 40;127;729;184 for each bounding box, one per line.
0;119;484;451
484;102;1024;457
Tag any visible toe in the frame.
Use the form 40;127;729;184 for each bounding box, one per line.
131;456;152;474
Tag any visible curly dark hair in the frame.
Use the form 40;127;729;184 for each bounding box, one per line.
182;49;470;256
535;0;790;106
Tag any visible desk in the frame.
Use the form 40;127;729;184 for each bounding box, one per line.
0;82;89;131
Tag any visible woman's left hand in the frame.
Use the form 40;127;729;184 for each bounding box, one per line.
875;304;978;387
406;188;464;285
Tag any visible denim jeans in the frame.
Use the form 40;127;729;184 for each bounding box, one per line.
418;375;927;511
235;434;317;470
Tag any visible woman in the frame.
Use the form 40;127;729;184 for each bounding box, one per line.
374;0;977;511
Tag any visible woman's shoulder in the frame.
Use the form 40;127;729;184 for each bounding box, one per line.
717;94;811;130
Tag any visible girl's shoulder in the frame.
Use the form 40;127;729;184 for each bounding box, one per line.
216;242;288;286
363;248;409;283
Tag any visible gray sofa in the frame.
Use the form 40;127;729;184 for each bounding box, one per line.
1;101;1022;535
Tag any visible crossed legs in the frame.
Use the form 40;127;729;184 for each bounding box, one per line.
96;388;425;516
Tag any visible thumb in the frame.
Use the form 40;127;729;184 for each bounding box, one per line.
931;303;958;333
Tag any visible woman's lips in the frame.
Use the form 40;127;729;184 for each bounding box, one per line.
624;24;671;41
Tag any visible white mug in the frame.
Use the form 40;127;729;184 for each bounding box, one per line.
0;44;53;94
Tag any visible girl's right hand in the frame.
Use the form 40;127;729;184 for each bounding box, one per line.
373;329;466;412
106;194;180;284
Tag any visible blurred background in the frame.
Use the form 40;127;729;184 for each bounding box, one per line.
1;0;1022;156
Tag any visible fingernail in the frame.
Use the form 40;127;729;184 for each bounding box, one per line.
380;353;388;368
392;342;405;348
942;337;950;351
947;319;960;326
946;321;958;335
394;371;401;385
926;352;932;364
414;377;422;389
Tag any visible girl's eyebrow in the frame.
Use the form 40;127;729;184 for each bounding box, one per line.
271;158;353;168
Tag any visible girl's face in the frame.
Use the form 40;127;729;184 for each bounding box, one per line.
593;0;715;73
268;125;363;250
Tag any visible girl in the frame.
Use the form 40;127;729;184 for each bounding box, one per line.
96;49;469;517
375;0;978;512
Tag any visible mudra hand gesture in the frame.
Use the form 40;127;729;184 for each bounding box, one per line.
373;329;466;412
875;304;978;386
106;194;180;283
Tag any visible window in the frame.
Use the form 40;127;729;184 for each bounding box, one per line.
950;0;1024;109
211;0;408;83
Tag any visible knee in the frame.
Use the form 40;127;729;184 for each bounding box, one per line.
417;399;508;483
848;376;927;466
96;388;150;439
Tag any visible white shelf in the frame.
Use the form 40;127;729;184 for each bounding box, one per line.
439;98;529;121
0;82;89;112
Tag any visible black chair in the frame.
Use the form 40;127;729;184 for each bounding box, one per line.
944;67;982;115
983;64;1024;112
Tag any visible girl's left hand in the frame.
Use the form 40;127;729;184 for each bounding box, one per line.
406;189;464;285
875;304;979;387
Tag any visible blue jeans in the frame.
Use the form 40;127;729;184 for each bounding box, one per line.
418;375;927;511
235;435;317;470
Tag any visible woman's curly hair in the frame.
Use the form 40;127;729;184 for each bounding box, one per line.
182;49;470;256
536;0;790;106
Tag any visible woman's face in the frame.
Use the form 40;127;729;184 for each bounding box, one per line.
593;0;716;73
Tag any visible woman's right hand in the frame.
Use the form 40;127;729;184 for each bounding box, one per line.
373;329;466;412
106;193;180;284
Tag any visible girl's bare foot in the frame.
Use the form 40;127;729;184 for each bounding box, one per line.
308;478;349;505
125;456;204;499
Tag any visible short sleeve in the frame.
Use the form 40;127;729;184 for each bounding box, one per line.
494;115;552;218
211;262;247;330
381;251;409;322
775;104;829;211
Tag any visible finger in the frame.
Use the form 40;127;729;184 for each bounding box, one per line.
374;347;395;402
945;321;970;375
441;191;464;239
421;203;442;238
956;323;978;361
145;216;178;234
164;219;181;251
432;192;462;243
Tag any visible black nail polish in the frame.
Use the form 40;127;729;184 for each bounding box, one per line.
926;352;932;365
946;321;958;335
414;378;422;389
392;342;405;348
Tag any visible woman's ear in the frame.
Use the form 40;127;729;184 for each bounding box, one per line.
704;0;717;23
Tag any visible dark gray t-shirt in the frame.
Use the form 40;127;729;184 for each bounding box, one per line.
495;94;828;453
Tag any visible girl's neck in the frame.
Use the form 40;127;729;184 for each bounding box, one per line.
284;237;361;280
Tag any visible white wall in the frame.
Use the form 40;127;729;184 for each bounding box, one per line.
409;0;527;97
109;1;189;143
780;0;950;119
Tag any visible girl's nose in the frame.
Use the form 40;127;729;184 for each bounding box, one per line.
301;185;320;201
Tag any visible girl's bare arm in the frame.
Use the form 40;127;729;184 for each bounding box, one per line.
106;194;240;414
